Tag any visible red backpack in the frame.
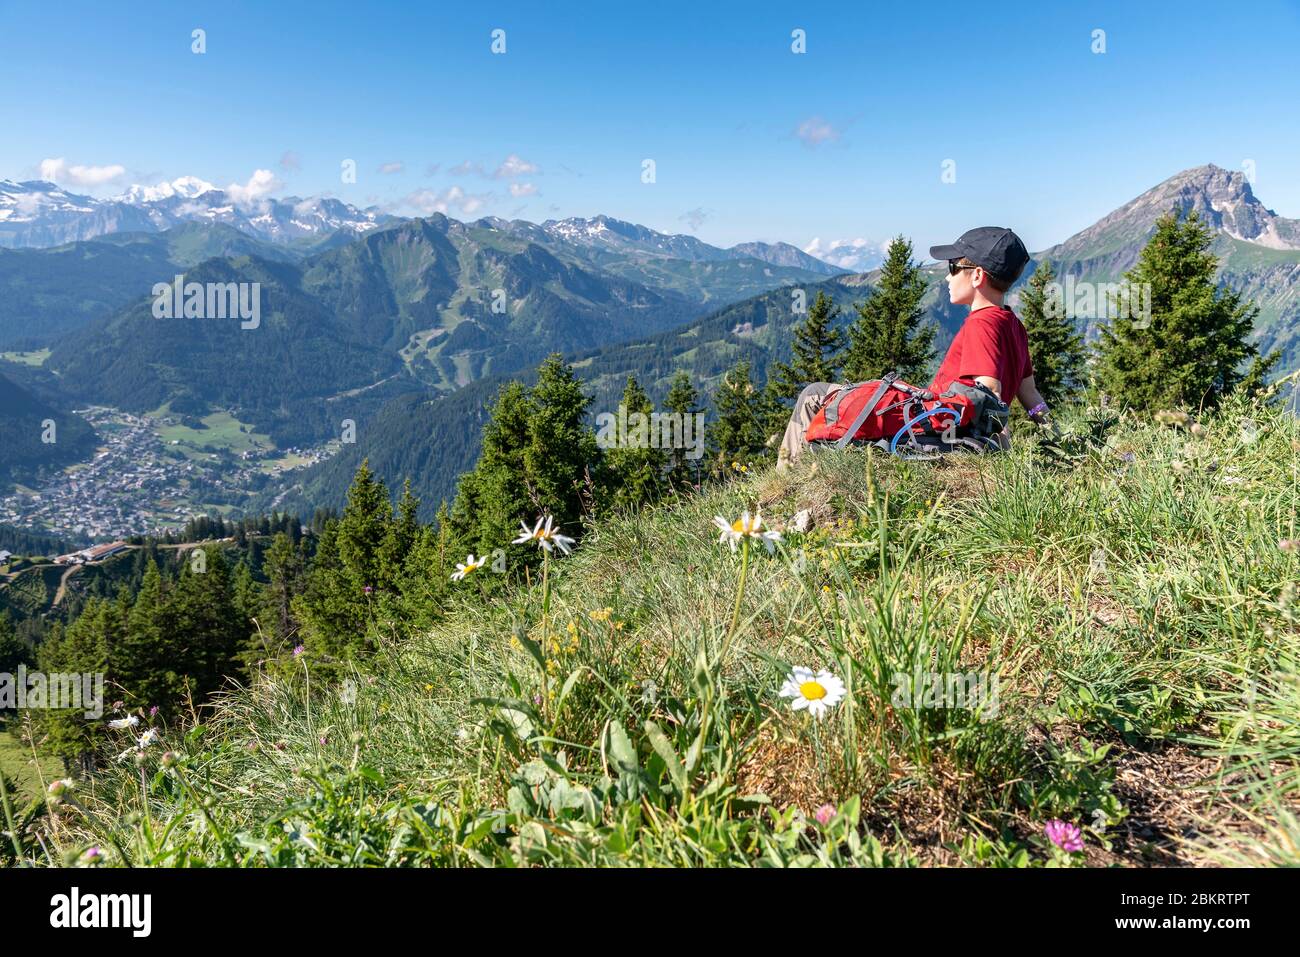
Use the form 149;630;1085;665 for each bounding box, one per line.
804;373;1009;456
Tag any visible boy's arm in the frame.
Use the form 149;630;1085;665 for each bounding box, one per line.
1016;375;1057;431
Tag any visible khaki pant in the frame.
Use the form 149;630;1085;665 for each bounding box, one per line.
776;381;1012;469
777;382;843;470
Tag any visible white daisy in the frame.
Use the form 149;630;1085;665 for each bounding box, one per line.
450;554;485;581
712;511;781;553
137;728;161;749
512;515;576;555
779;666;846;719
107;715;140;729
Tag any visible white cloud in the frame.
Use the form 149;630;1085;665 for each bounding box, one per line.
378;161;405;175
679;207;709;231
449;161;483;177
38;157;127;188
803;236;886;271
794;117;841;148
493;154;539;179
399;185;492;217
279;150;302;171
509;182;538;198
226;169;282;208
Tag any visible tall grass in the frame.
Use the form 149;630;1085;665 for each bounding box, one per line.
14;392;1299;867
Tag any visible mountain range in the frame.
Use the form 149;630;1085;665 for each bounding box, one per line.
2;163;1297;525
0;177;394;250
263;164;1300;518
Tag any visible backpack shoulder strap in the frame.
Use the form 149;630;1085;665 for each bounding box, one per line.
834;372;899;450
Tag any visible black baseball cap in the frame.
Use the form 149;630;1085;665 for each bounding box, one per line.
929;227;1029;284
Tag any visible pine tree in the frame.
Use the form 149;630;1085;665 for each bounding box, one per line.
603;374;667;512
663;370;704;491
525;354;598;526
113;560;184;714
708;359;771;478
449;380;536;562
335;459;393;596
0;612;31;673
378;478;421;591
36;604;114;772
1017;261;1086;405
262;531;305;649
842;236;935;382
293;519;364;661
167;548;246;705
767;290;845;398
449;355;599;572
1095;210;1278;411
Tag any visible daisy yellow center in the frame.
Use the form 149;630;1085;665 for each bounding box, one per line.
732;518;754;534
799;680;827;700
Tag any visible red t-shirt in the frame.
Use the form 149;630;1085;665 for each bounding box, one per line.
929;305;1034;405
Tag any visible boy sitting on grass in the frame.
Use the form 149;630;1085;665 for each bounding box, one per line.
778;226;1053;467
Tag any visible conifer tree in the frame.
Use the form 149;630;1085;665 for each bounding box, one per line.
450;381;536;561
767;290;845;398
842;236;935;382
294;519;364;661
525;354;598;525
708;359;771;477
603;374;667;512
113;559;183;713
335;459;393;596
1017;260;1087;405
1095;210;1277;410
663;370;704;491
36;605;114;772
449;355;599;571
167;548;246;704
262;531;305;649
378;479;421;591
0;612;31;673
232;561;263;628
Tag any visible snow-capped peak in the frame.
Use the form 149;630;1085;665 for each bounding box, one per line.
114;175;218;204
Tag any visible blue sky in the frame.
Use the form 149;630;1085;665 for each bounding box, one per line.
2;0;1298;256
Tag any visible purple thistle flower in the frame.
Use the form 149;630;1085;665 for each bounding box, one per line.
363;585;373;595
1044;819;1084;853
293;644;305;658
319;736;328;746
814;803;836;826
149;705;159;718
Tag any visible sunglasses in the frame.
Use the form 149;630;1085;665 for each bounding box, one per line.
947;260;978;276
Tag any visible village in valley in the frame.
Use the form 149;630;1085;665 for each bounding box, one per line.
0;405;338;552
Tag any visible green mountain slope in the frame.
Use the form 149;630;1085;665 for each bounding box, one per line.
0;223;295;350
0;370;98;490
46;256;408;447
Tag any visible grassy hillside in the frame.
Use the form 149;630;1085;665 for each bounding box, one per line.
19;391;1300;867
